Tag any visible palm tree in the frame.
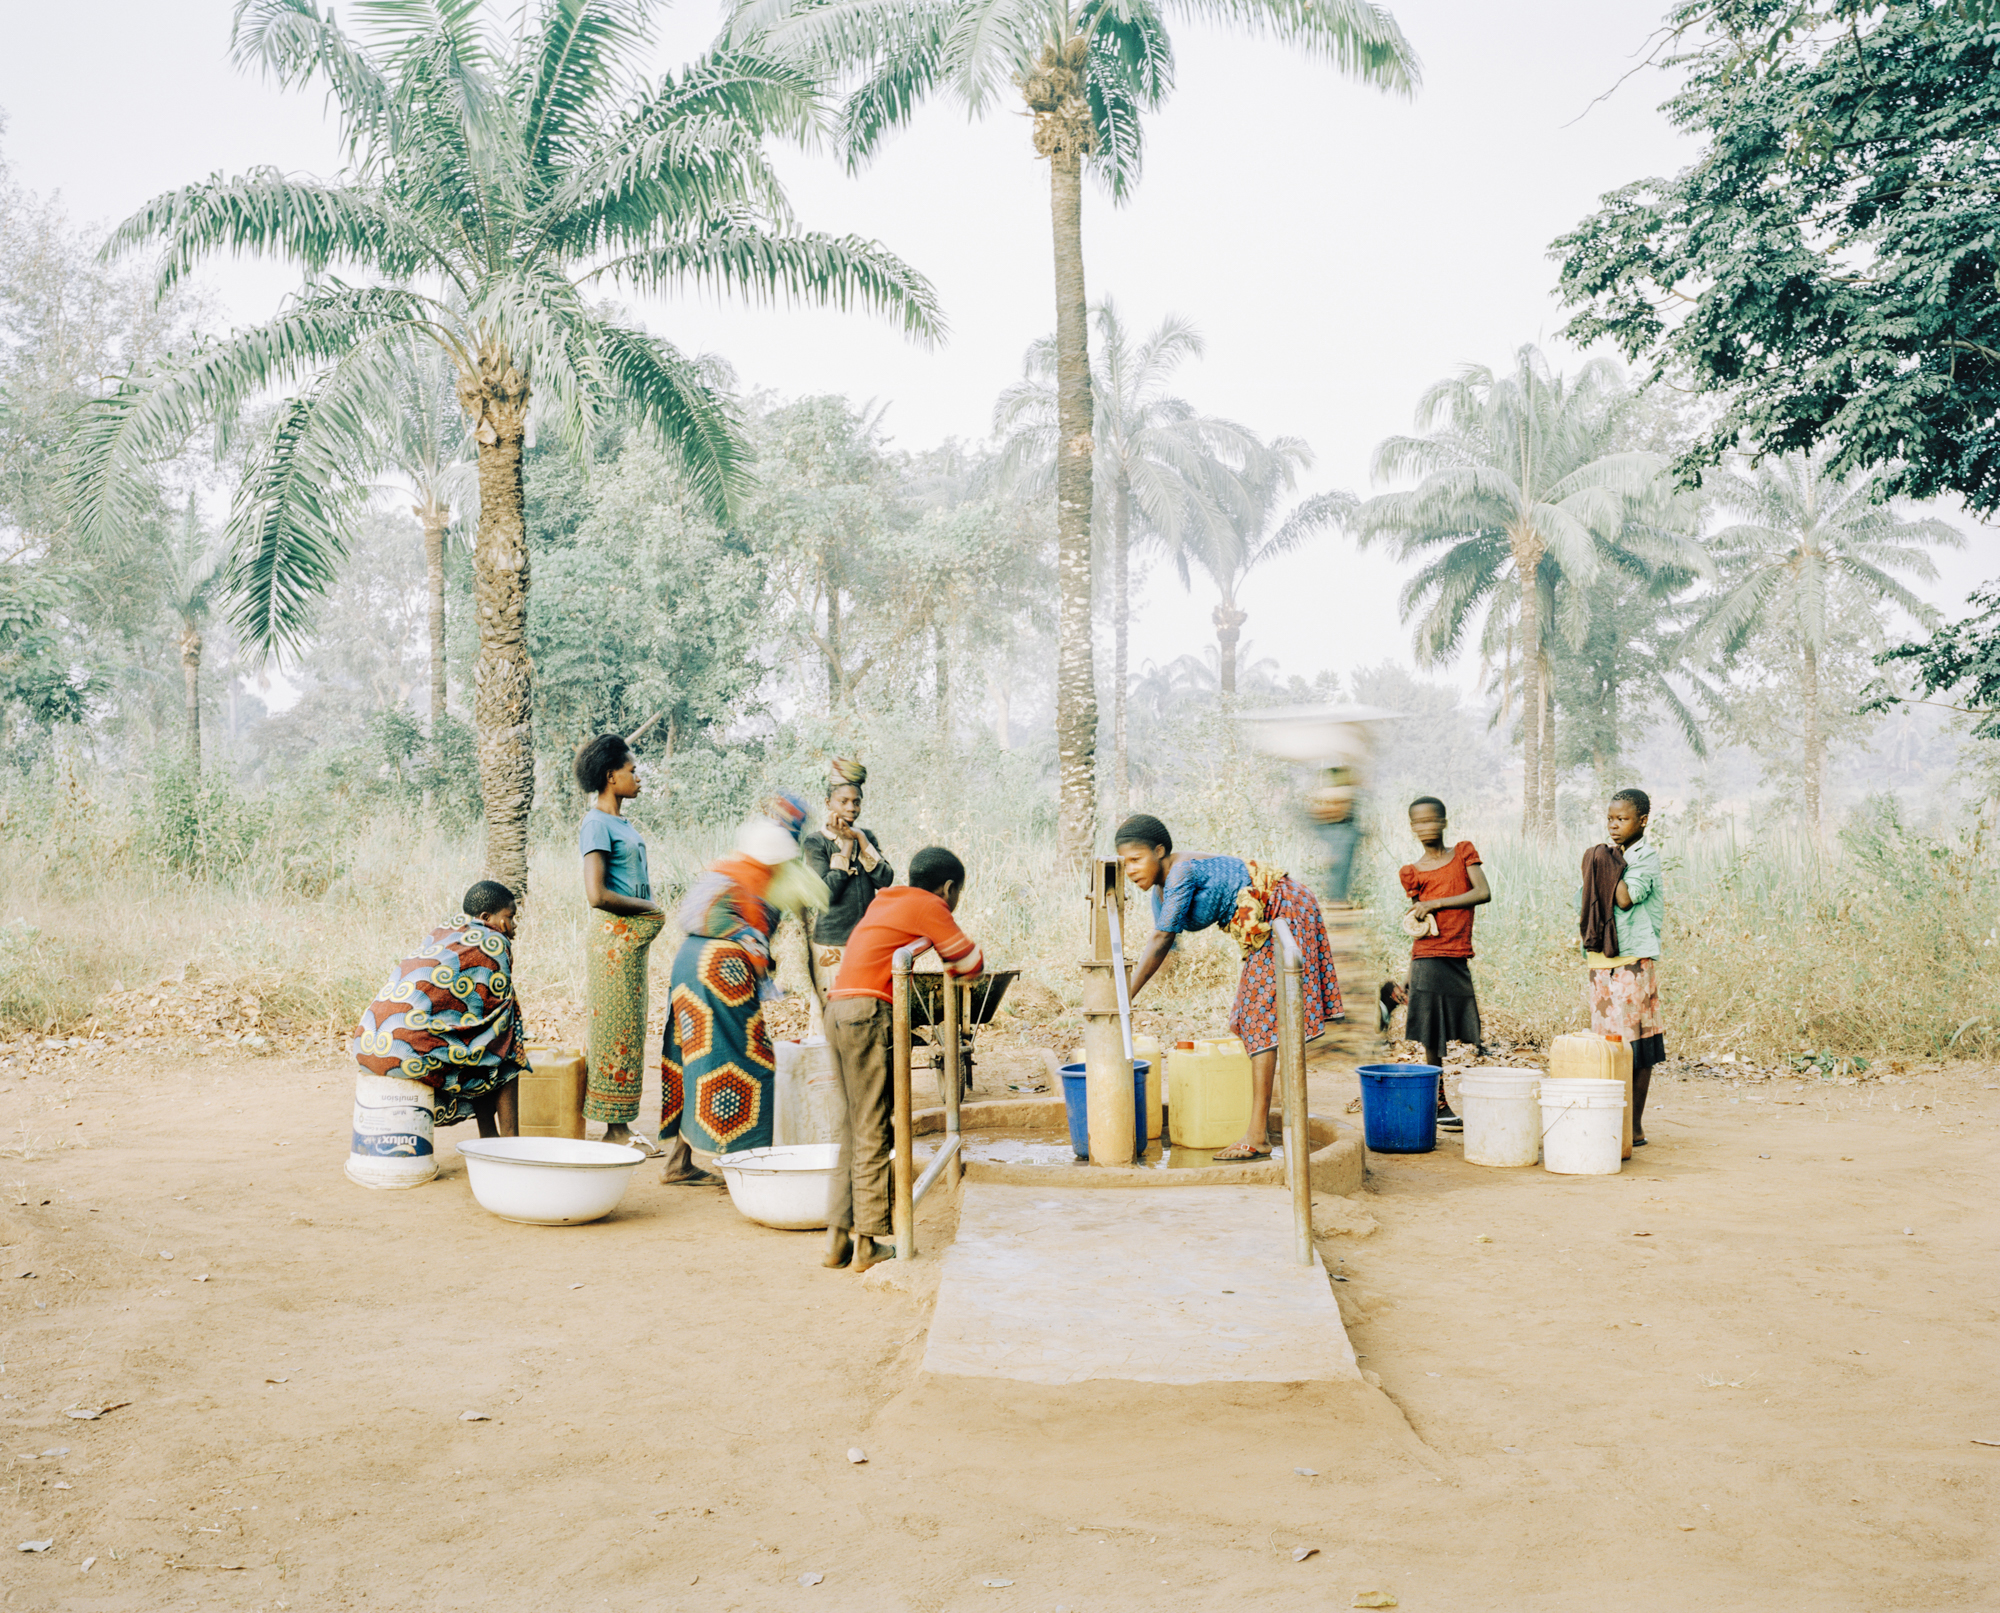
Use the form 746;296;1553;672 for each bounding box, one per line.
162;501;228;771
1356;347;1687;839
995;299;1257;806
67;0;938;898
1696;450;1959;829
728;0;1417;863
1176;436;1322;699
374;341;476;752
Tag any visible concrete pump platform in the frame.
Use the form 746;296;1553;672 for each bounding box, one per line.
921;1181;1360;1386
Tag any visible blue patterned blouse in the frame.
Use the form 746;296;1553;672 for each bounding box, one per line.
1150;854;1251;938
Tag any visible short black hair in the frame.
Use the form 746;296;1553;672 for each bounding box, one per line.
1408;795;1447;818
464;880;516;919
1113;813;1173;854
575;733;631;794
1612;787;1652;816
908;846;965;893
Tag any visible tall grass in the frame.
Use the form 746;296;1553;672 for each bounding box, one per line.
1352;800;2000;1062
2;737;1992;1064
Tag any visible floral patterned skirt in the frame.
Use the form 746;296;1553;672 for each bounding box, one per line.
582;909;664;1125
1586;957;1666;1066
1230;876;1342;1056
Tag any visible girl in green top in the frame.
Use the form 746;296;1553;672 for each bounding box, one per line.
1581;787;1665;1146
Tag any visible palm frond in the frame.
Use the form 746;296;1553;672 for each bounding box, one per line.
106;171;440;297
523;0;654;172
1155;0;1417;90
598;226;944;343
593;318;751;523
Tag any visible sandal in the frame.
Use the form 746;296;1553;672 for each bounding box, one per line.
660;1167;722;1186
1212;1142;1273;1161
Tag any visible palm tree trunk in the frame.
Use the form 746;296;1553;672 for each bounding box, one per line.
1049;138;1098;866
1802;638;1822;829
1513;537;1545;838
464;348;534;903
826;581;844;705
1113;476;1131;809
422;505;448;735
178;621;202;772
1213;600;1247;699
1537;645;1558;838
934;617;950;744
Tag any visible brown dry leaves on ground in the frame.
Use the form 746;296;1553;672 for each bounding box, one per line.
95;969;282;1055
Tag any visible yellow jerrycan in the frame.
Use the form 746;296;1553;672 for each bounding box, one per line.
1547;1032;1632;1159
519;1044;588;1140
1168;1037;1254;1150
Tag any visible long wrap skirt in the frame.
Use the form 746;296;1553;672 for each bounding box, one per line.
659;935;777;1157
583;909;664;1125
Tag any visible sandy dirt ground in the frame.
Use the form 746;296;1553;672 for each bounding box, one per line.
1;1040;1994;1612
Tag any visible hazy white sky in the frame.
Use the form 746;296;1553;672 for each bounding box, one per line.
1;0;1990;698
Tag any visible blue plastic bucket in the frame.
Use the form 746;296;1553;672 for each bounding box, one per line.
1058;1061;1151;1158
1356;1063;1441;1154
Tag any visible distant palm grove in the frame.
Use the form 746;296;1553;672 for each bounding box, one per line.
2;0;1994;894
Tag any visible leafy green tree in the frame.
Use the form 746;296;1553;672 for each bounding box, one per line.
1555;1;2000;513
995;299;1256;806
746;395;916;708
526;440;766;781
1872;586;2000;741
727;0;1418;862
1693;449;1959;828
66;0;939;898
1355;347;1689;839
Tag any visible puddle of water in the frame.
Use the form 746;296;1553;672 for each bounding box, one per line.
920;1128;1286;1171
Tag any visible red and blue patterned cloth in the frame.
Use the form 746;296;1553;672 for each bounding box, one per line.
351;920;525;1124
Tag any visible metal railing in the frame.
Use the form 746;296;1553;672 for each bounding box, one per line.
890;942;963;1263
1273;917;1313;1266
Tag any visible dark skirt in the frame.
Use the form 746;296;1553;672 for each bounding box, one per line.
1406;956;1481;1067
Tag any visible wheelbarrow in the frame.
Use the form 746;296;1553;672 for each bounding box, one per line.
907;970;1019;1109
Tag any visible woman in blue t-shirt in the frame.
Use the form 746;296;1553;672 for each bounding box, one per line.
576;734;664;1152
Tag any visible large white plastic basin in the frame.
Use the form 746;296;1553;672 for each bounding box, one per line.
454;1136;644;1224
715;1143;842;1230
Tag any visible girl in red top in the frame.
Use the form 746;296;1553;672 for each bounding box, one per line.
1398;796;1492;1131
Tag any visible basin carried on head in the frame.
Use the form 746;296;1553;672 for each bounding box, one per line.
713;1142;843;1230
454;1137;644;1224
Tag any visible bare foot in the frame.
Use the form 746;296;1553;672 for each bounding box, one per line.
601;1123;633;1146
822;1227;853;1269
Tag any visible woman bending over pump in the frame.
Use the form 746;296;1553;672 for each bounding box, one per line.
1116;814;1342;1161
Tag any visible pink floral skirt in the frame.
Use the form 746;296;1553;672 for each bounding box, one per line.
1586;957;1666;1065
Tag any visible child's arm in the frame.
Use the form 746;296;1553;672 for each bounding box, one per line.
1413;865;1490;915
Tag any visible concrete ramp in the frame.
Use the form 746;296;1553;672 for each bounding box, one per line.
921;1182;1359;1386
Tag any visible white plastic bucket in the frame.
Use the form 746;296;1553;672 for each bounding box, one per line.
1539;1077;1624;1176
345;1072;438;1189
1459;1069;1542;1167
774;1037;847;1147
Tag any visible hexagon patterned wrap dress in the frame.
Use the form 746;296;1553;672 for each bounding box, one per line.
660;852;779;1157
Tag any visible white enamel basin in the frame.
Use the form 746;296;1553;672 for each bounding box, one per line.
454;1136;644;1225
714;1143;842;1230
